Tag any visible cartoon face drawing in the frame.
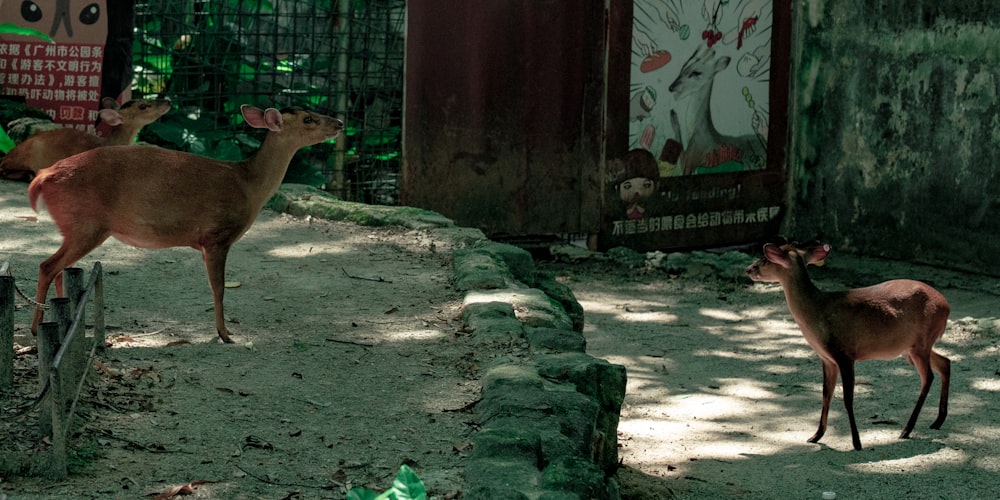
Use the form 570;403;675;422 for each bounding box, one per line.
0;0;108;43
615;149;660;220
619;176;656;204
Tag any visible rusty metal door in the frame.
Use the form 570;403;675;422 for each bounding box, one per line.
402;1;618;236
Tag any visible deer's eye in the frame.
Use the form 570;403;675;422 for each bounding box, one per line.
303;115;316;124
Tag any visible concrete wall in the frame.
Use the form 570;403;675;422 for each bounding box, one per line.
785;0;1000;274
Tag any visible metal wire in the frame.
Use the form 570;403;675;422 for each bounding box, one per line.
133;0;404;204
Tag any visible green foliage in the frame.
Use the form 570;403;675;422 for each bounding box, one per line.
0;127;15;153
130;2;345;184
347;465;427;500
130;2;403;197
141;109;249;161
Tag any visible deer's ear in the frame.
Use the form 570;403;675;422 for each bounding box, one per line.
241;105;267;128
99;108;124;126
262;108;283;131
805;244;831;266
241;105;283;131
763;243;791;267
101;97;120;110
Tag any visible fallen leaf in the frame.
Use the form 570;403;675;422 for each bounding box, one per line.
224;281;241;288
150;480;214;499
129;368;159;383
93;359;121;377
242;435;274;450
330;468;347;484
165;340;191;347
384;305;399;314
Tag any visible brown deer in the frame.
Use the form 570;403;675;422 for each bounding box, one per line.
28;105;344;343
745;241;951;450
0;97;172;181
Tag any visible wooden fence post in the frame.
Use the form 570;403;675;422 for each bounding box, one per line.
0;274;13;392
64;268;84;320
37;320;61;441
63;267;87;383
92;262;106;350
48;298;73;418
38;321;67;480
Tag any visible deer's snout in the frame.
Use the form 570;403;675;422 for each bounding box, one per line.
745;259;765;281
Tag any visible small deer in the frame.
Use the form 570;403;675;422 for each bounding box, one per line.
668;45;765;175
745;241;951;450
29;105;345;343
0;97;172;181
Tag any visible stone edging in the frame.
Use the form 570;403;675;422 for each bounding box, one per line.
269;185;627;499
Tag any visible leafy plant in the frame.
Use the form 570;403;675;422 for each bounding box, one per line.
140;107;248;161
347;465;427;500
0;23;54;152
130;2;404;200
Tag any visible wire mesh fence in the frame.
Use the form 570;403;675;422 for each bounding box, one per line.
132;0;404;204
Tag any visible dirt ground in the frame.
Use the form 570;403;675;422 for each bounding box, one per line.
0;179;495;499
2;175;1000;499
539;250;1000;499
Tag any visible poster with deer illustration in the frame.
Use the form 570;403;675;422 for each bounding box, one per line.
599;0;790;252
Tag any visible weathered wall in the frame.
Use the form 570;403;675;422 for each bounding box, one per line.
785;0;1000;274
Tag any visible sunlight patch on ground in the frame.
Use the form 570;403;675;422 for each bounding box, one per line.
848;446;967;474
619;310;678;323
693;347;814;362
971;377;1000;392
266;241;352;258
699;307;743;322
657;390;782;421
760;363;801;374
618;398;805;460
576;298;619;315
383;328;447;342
974;455;1000;473
713;378;781;399
577;298;681;324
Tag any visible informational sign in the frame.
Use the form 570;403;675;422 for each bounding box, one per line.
599;0;790;252
0;0;110;132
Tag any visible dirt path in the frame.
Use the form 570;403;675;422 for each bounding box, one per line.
0;179;485;498
4;173;1000;499
540;253;1000;499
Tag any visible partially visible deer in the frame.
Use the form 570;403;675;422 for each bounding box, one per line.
668;45;765;175
745;241;951;450
29;105;345;343
0;97;172;181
